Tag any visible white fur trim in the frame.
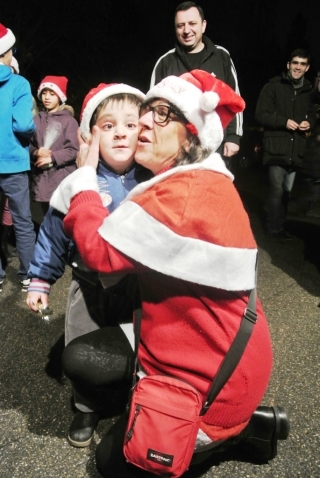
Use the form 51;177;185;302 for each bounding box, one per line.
145;75;223;152
98;201;257;291
200;91;219;112
0;28;15;55
80;84;145;141
50;166;99;214
38;82;67;103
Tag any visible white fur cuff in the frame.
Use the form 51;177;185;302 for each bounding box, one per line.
50;166;99;214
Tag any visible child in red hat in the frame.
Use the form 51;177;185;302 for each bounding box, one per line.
29;76;79;218
26;83;149;447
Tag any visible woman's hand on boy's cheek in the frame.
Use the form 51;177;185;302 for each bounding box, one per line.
77;127;90;145
76;125;100;170
76;143;89;168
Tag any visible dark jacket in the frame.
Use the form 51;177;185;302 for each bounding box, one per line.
150;36;242;145
28;162;151;287
298;113;320;179
30;105;79;202
255;74;315;167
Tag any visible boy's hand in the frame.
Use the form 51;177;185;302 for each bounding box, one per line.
26;291;49;312
76;125;100;170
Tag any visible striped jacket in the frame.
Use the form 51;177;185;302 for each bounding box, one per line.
150;36;243;145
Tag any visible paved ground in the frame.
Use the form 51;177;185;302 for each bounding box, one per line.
0;164;319;478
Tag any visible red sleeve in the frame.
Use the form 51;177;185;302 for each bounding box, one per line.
63;190;145;274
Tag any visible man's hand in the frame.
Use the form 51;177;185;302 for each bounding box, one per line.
76;125;100;169
223;142;239;157
26;291;49;312
286;119;300;130
298;121;310;131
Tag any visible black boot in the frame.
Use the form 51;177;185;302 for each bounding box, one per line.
239;406;290;463
68;411;100;447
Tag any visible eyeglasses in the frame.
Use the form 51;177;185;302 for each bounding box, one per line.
291;60;308;66
140;104;184;124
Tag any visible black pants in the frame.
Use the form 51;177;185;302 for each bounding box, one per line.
63;328;245;477
62;326;135;412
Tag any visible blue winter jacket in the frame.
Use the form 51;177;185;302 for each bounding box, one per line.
0;64;35;173
28;161;150;285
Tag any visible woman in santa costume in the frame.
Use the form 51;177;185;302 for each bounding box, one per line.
51;70;289;477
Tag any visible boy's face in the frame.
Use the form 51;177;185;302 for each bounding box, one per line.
41;88;60;112
94;100;139;174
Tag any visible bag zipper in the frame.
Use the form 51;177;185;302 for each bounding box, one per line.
125;404;141;443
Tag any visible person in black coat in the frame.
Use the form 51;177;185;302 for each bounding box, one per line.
255;48;316;240
296;98;320;218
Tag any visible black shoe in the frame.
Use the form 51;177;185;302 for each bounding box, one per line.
267;231;293;242
240;406;290;462
68;411;100;447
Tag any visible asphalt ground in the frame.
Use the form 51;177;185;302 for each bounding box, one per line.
0;163;319;478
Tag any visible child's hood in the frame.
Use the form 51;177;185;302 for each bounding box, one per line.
57;104;75;117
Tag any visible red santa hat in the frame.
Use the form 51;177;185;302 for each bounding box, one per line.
80;83;145;141
0;23;15;56
145;69;245;152
37;76;68;103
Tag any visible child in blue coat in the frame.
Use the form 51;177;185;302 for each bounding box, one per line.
26;83;150;446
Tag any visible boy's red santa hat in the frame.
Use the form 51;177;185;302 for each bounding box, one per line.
80;83;145;141
145;69;245;153
37;76;68;104
0;23;15;56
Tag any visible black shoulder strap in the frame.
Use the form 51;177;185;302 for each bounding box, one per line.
200;283;257;415
133;262;258;411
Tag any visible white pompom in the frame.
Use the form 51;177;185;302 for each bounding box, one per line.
200;91;219;112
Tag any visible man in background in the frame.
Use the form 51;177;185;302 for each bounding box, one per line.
150;1;242;161
255;48;315;241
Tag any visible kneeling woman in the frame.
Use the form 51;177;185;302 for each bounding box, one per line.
51;70;289;477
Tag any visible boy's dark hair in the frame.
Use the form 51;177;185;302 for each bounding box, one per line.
289;48;310;64
90;93;142;130
175;2;205;22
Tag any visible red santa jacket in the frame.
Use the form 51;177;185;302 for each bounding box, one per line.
61;154;272;440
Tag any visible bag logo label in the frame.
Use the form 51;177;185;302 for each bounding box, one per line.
147;449;174;467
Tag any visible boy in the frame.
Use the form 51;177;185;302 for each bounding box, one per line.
26;83;148;446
